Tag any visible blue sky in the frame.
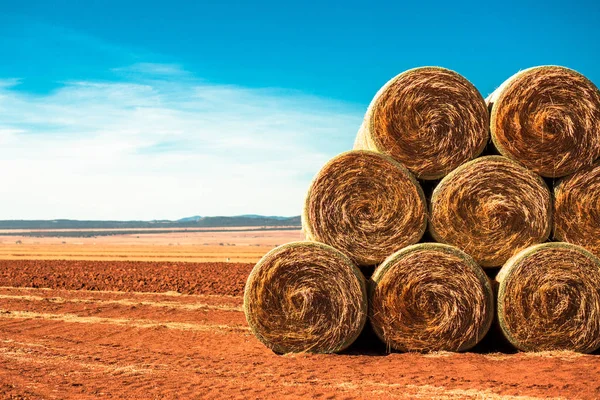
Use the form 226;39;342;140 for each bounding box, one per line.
0;0;598;219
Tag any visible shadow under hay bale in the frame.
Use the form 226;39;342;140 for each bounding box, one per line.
303;150;427;266
430;155;551;268
369;243;494;352
488;66;600;178
244;241;367;354
354;66;489;180
497;242;600;353
342;320;388;356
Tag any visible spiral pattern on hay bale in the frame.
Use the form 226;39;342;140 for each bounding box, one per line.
430;156;551;267
369;243;494;352
489;66;600;177
244;241;367;354
302;150;427;266
554;162;600;257
497;242;600;353
354;67;489;180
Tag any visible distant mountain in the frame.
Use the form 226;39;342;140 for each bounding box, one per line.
237;214;291;221
193;215;300;227
0;215;301;230
177;215;202;222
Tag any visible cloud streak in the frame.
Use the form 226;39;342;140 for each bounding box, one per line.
0;64;363;220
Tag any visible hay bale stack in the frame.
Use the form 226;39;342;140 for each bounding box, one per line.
489;66;600;178
497;242;600;353
554;162;600;257
430;155;551;267
245;65;600;354
369;243;494;352
354;67;489;180
244;241;367;354
303;150;427;266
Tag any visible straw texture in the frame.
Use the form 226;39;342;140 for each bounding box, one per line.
554;161;600;257
244;241;367;354
497;242;600;353
489;66;600;177
302;150;427;266
369;243;494;352
430;156;551;267
354;67;489;180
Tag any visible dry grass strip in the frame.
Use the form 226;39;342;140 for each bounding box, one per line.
488;65;600;177
244;241;367;353
0;310;249;333
0;294;242;312
497;242;600;352
303;150;426;266
430;155;551;267
354;66;488;180
369;243;494;352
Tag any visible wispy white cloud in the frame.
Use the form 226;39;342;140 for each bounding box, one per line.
0;64;363;220
112;63;191;77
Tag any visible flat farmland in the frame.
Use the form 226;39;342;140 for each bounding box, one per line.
0;228;304;263
0;229;599;399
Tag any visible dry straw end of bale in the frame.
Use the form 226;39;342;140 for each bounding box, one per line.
355;66;489;180
553;161;600;257
497;242;600;353
489;65;600;178
302;150;427;266
429;155;552;268
369;243;494;352
243;241;368;354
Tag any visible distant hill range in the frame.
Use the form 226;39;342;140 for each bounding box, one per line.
0;215;301;230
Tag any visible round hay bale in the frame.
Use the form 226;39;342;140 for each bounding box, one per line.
303;150;427;266
489;66;600;178
354;67;489;180
554;162;600;256
497;242;600;353
369;243;494;352
430;155;551;267
243;241;367;354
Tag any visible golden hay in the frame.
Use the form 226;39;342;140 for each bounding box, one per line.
488;66;600;178
302;150;427;266
554;161;600;257
497;242;600;353
430;156;551;267
243;241;367;354
354;67;488;180
369;243;494;352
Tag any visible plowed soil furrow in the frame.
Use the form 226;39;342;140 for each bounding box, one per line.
0;260;599;399
0;259;252;296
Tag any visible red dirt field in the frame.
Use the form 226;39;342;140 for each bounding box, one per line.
0;260;251;296
0;260;599;399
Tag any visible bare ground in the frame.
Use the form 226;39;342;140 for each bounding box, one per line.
0;260;598;399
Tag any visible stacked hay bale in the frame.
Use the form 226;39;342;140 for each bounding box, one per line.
244;65;600;354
